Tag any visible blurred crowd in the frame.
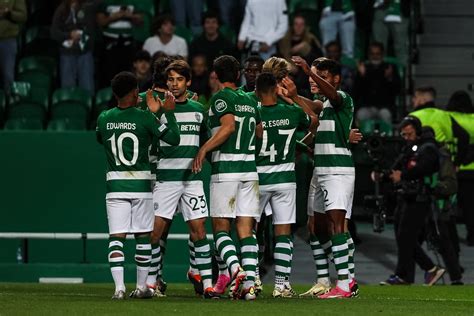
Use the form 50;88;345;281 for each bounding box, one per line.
0;0;419;130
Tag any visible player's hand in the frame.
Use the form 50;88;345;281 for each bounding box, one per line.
146;89;162;113
190;92;198;101
192;148;207;173
349;128;363;144
291;56;310;75
281;77;298;99
162;91;176;112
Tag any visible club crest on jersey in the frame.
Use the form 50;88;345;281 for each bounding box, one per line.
215;99;227;112
195;113;202;123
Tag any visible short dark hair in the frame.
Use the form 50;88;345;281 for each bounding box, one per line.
315;58;341;76
111;71;138;99
213;55;240;83
311;57;329;67
166;59;192;81
399;115;422;136
134;50;151;62
256;72;277;95
369;41;385;52
447;90;473;113
152;13;175;34
325;40;341;52
202;10;220;25
152;56;173;88
244;55;264;68
415;86;437;98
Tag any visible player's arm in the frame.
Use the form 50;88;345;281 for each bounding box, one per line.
281;77;323;116
148;92;180;145
292;56;342;109
192;114;235;173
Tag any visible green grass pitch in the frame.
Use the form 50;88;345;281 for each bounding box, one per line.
1;283;473;315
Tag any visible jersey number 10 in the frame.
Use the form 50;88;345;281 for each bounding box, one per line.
108;132;139;166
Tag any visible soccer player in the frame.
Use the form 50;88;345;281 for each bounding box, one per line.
254;72;317;297
241;55;264;93
292;56;357;299
192;55;261;300
146;59;214;298
96;71;180;299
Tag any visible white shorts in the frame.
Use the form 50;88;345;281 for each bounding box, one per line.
307;172;354;219
257;189;296;225
210;181;260;218
106;198;154;234
153;182;208;222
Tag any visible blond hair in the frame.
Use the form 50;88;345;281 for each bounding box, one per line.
262;57;290;81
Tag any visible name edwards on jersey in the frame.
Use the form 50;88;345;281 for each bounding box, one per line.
107;122;137;130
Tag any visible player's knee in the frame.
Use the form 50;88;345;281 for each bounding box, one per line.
109;251;124;259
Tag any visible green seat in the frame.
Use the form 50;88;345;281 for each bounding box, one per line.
359;119;393;136
9;81;49;109
94;87;112;117
8;102;46;120
17;71;52;95
18;56;57;79
47;118;87;131
132;0;155;17
175;26;194;44
4;118;43;130
51;88;92;121
340;55;357;69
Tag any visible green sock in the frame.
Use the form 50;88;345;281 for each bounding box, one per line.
135;235;152;290
194;238;213;289
331;233;350;292
274;235;291;290
240;236;258;289
108;236;126;292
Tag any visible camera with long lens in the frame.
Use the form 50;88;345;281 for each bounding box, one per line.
363;130;404;232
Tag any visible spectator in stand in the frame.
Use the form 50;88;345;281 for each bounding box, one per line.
241;55;264;93
0;0;26;95
354;42;401;124
132;50;152;92
325;40;355;95
189;11;235;68
97;1;143;88
170;0;203;35
143;14;188;59
319;0;356;58
372;0;409;66
51;0;97;94
189;54;209;98
279;12;323;62
237;0;288;60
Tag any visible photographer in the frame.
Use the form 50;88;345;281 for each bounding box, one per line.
378;116;445;285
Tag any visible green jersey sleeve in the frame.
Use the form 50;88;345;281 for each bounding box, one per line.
96;111;106;144
336;90;354;112
210;92;235;119
144;111;180;145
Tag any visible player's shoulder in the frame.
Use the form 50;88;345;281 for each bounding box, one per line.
337;90;353;103
186;99;206;113
210;88;235;108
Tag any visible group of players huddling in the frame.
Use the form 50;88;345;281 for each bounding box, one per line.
96;52;360;300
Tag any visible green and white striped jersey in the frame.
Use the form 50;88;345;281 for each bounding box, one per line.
156;99;207;182
256;103;311;191
314;90;354;175
96;107;179;199
208;87;260;182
